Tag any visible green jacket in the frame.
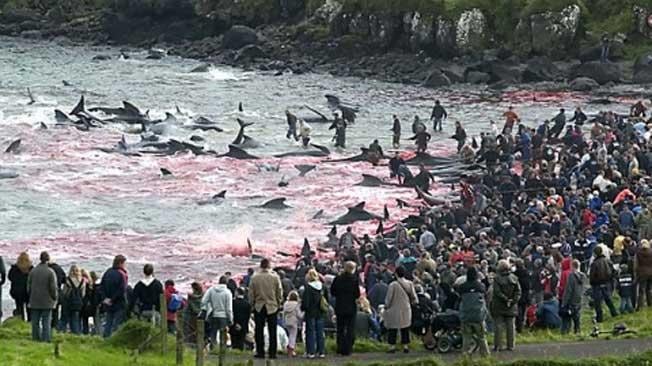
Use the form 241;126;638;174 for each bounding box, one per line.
490;269;521;318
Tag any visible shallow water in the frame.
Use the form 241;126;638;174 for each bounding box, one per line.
0;37;636;315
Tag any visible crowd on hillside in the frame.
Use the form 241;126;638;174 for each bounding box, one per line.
2;99;652;359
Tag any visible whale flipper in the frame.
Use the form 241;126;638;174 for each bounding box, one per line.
295;164;316;177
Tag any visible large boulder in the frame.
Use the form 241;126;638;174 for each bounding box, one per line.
522;57;562;82
455;8;487;52
579;41;625;63
369;14;401;48
634;52;652;84
516;5;581;58
441;65;464;83
466;71;490;84
234;44;266;62
423;69;451;88
570;61;622;85
466;60;522;84
570;77;599;91
222;25;258;49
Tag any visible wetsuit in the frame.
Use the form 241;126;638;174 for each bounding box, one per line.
286;112;298;140
415;131;431;153
413;170;434;193
333;120;347;148
569;110;587;126
431;104;448;131
368;142;384;165
549;111;566;139
392;117;401;147
389;156;404;178
453;126;467;152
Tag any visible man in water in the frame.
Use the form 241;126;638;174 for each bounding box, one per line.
368;139;384;165
339;227;360;251
413;164;434;193
414;128;431;153
286;110;298;140
412;116;426;134
430;100;448;132
600;33;610;64
298;119;312;147
503;106;520;132
631;101;647;118
391;115;401;148
549;108;566;139
569;107;587;126
389;152;404;181
331;113;347;148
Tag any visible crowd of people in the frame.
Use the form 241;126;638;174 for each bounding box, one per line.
2;98;652;360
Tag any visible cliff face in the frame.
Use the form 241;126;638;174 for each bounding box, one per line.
0;0;650;58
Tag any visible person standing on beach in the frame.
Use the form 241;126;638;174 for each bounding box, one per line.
27;251;57;342
430;100;448;132
391;115;401;148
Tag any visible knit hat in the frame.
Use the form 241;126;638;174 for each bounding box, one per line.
642;239;651;249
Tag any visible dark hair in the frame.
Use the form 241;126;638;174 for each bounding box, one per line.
112;255;127;269
395;266;406;278
218;276;228;285
236;287;246;296
544;292;554;301
191;282;203;293
40;251;50;264
466;266;478;282
143;264;154;276
260;258;270;269
165;279;175;287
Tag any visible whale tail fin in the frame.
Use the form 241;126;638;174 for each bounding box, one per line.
214;190;227;199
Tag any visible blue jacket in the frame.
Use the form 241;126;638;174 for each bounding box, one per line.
536;299;561;329
619;210;635;230
101;267;127;312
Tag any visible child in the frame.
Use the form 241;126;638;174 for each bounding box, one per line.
617;264;635;314
282;291;303;357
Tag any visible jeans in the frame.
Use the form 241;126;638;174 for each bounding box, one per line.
254;306;278;357
591;285;618;323
208;317;229;350
31;309;53;342
305;317;325;356
493;315;515;350
620;297;634;314
103;308;125;338
14;298;29;321
600;45;609;63
387;327;410;346
336;314;355;355
433;117;443;131
58;309;81;334
560;305;581;334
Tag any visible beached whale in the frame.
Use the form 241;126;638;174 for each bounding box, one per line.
274;144;331;158
216;145;259;160
329;202;383;225
355;174;400;187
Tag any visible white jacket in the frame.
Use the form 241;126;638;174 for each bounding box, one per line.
201;284;233;323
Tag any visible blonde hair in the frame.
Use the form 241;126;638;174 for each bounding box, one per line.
68;264;81;278
343;261;357;275
306;268;320;283
358;297;372;314
16;252;32;273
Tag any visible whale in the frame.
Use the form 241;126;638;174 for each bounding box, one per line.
258;198;291;210
329;202;383;225
232;118;260;149
197;190;227;205
217;145;259;160
274;144;331;158
355;174;399;187
326;147;379;163
415;186;460;206
4;139;21;153
405;152;460;166
0;169;18;179
295;164;316;177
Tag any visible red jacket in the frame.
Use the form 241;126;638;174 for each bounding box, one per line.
581;209;596;229
164;285;184;322
557;258;572;300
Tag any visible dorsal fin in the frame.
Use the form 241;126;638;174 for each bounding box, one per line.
351;202;366;211
213;190;227;199
70;95;85;116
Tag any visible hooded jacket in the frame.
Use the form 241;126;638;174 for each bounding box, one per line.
132;276;163;313
490;268;521;318
561;270;586;308
282;300;303;327
301;281;327;319
201;284;233;323
557;258;572;300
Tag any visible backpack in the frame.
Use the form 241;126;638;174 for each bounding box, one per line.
319;293;329;313
67;279;84;312
168;293;183;312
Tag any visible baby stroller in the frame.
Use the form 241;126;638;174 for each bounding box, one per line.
423;310;475;353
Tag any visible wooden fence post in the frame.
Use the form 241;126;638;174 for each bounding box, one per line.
176;312;184;366
161;293;168;355
196;319;205;366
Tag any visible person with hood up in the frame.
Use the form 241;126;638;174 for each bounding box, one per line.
282;291;303;357
330;261;361;356
301;268;327;359
27;251;58;342
634;239;652;309
589;246;618;322
131;264;163;325
557;257;573;301
9;252;32;320
202;276;233;351
561;260;586;334
164;280;184;334
384;266;417;354
490;259;521;352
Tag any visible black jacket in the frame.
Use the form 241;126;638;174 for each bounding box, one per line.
100;267;128;312
8;265;31;300
132;278;163;313
330;273;361;316
302;282;327;319
233;297;251;332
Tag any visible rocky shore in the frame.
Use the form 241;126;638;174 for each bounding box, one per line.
1;0;652;91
